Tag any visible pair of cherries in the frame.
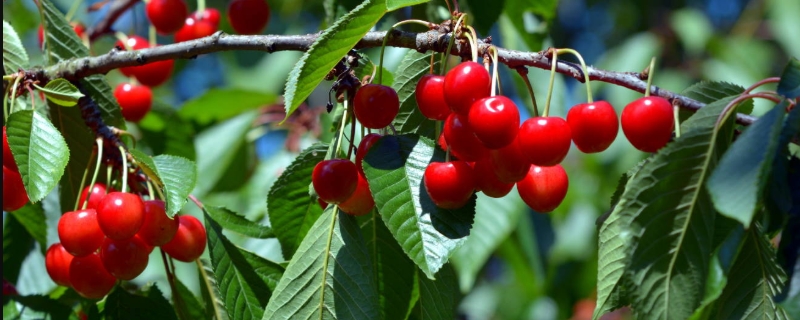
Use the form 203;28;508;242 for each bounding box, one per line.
311;134;381;216
146;0;271;37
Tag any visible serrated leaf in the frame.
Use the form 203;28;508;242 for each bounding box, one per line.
267;143;328;258
104;285;178;320
503;0;558;51
9;294;72;320
465;0;505;35
129;151;197;217
362;134;476;279
262;208;379;320
3;20;29;74
33;79;84;107
206;210;284;320
3;214;35;284
179;89;277;125
386;0;429;11
283;0;386;120
9;203;47;254
205;206;274;239
777;57;800;98
197;259;230;320
6;110;69;202
687;220;744;320
415;264;459;320
391;51;439;138
681;81;752;115
173;278;206;320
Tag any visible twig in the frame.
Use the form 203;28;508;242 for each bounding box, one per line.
85;0;139;41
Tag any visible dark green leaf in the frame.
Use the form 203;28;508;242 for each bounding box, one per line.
2;214;35;284
688;221;744;320
9;295;72;320
681;81;752;115
205;206;274;239
197;259;230;320
104;285;178;320
3;20;29;74
386;0;429;11
9;202;47;254
33;79;84;107
194;111;259;196
465;0;505;35
353;54;393;86
283;0;386;120
179;89;277;125
6;110;70;202
50;99;95;213
391;51;439;138
173;278;206;320
415;264;459;320
262;208;379;320
362;134;476;279
267;143;328;258
139;106;197;161
502;0;558;51
777;57;800;98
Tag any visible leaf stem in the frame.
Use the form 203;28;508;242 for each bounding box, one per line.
644;57;656;97
189;194;205;210
743;77;781;94
555;48;592;103
543;49;558;117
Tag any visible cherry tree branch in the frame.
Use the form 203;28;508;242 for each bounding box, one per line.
86;0;140;41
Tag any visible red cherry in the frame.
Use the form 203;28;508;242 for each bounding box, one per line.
423;161;475;209
72;23;86;39
227;0;271;35
415;74;451;120
443;113;490;162
518;117;572;166
137;200;179;246
78;183;114;211
115;36;150;77
318;198;329;210
437;131;448;152
353;84;400;129
312;159;358;204
567;101;618;153
132;54;175;87
621;96;674;152
338;173;375;216
3;126;18;172
3;166;29;212
58;209;105;257
355;133;382;175
69;252;116;299
443;62;491;115
472;160;514;198
517;165;569;213
174;15;217;43
45;243;74;287
161;215;207;262
193;8;221;26
489;137;530;183
96;192;145;240
114;83;152;122
145;0;188;34
100;236;150;280
468;96;520;149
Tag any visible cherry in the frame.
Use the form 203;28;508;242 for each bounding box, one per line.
161;215;207;262
137;200;179;246
518;117;572;166
69;252;117;299
100;236;150;280
423;161;475;209
58;209;105;257
146;0;188;34
45;243;74;287
131;54;175;87
621;96;674;152
227;0;271;35
195;8;221;26
115;36;150;77
78;183;114;211
312;159;358;204
355;133;382;175
338;173;375;216
318;198;328;210
415;74;451;120
443;62;491;115
437;131;448;152
3;166;29;212
3;126;18;172
114;82;153;123
468;96;520;149
353;84;400;129
567;101;618;153
96;192;145;240
489;137;530;183
175;9;219;43
443;113;490;161
472;160;514;198
517;165;569;213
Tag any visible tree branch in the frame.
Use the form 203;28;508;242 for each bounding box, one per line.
86;0;139;41
23;29;759;125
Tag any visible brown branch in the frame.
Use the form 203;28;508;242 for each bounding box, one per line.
85;0;139;41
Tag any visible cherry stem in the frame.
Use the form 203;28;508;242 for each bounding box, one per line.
73;146;97;211
441;14;466;75
464;26;478;63
644;57;656;97
544;49;558;117
189;194;205;210
146;179;155;200
673;103;681;139
197;0;206;14
9;76;22;117
378;20;432;84
444;0;452;13
3;78;13;122
334;92;350;158
149;25;157;47
347;108;356;159
429;54;435;74
489;46;499;96
744;77;781;94
80;138;105;210
555;48;592;103
118;145;128;193
64;0;83;22
517;68;539;117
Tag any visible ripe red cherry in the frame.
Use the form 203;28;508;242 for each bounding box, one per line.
423;161;475;209
161;215;207;262
312;159;358;204
338;173;375;216
355;134;382;175
132;53;175;87
96;192;145;240
443;62;491;115
114;82;152;123
78;183;114;211
174;11;218;43
517;165;569;213
100;236;150;280
518;117;572;166
136;200;179;246
195;8;221;25
468;96;520;149
227;0;271;35
3;166;29;212
621;96;674;152
58;209;105;257
3;127;18;172
437;131;448;152
45;243;74;287
472;160;514;198
489;137;530;183
567;101;619;153
115;36;150;77
69;252;116;299
443;113;490;161
353;84;400;129
415;75;451;120
146;0;188;34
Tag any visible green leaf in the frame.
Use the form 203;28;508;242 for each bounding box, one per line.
103;285;178;320
414;264;460;319
50;100;95;213
262;208;379;320
283;0;386;120
9;203;47;254
681;81;752;115
197;259;230;320
353;53;393;86
206;210;284;320
391;51;439;138
9;295;72;320
173;278;206;320
3;20;29;74
687;221;744;320
194;111;259;196
179;89;277;125
502;0;558;51
139;105;197;160
129;150;197;217
6;110;70;202
707;102;788;227
465;0;505;35
33;79;84;107
205;206;274;239
362;134;476;279
777;57;800;98
2;214;35;284
385;0;429;11
267;143;328;258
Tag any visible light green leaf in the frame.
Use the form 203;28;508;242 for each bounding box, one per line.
263;208;379;320
179;89;277;125
129;150;197;217
283;0;386;120
6;110;69;202
3;20;29;74
391;51;439;138
197;259;230;320
415;264;460;320
777;57;800;98
193;111;259;196
385;0;429;11
103;285;178;320
205;206;273;239
33;79;84;107
362;134;476;279
9;203;47;254
173;277;207;320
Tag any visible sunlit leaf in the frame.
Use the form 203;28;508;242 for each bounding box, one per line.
391;51;439;138
205;206;274;239
6;110;70;202
3;20;29;74
385;0;429;11
33;78;84;107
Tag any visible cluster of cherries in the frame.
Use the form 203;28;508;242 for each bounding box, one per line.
44;183;207;299
3;127;29;212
